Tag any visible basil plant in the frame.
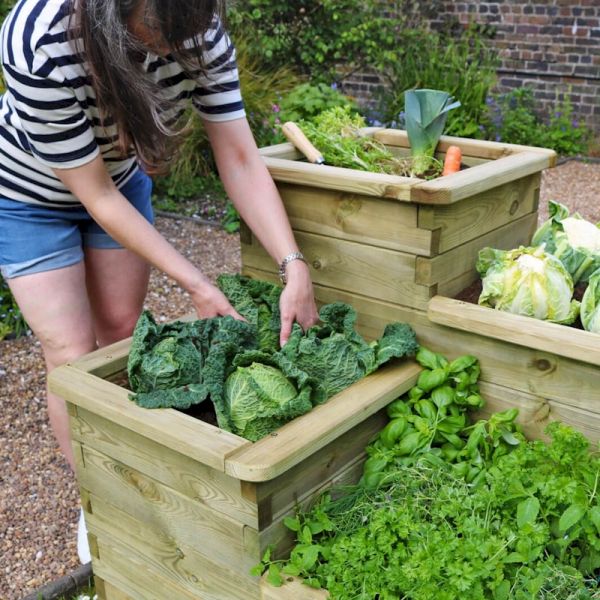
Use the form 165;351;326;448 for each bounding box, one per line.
477;245;580;324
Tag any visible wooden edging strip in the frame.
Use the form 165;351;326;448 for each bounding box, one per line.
410;151;554;204
262;156;419;200
224;360;422;482
428;296;600;368
48;364;250;472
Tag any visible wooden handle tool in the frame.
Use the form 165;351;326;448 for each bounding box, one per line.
281;121;325;165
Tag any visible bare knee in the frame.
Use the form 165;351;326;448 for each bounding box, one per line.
38;328;97;371
95;309;141;346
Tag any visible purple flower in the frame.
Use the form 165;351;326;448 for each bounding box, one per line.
272;104;280;113
572;119;579;128
331;82;338;90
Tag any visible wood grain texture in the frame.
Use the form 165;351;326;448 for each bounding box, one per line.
70;407;257;527
416;212;538;288
88;494;259;600
224;360;421;481
49;364;249;472
241;229;434;308
410;151;553;204
428;296;600;368
262;156;419;200
277;183;436;256
416;174;540;253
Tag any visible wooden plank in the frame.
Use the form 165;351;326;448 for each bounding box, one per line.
296;285;600;418
261;575;329;599
258;141;303;160
428;296;600;368
476;380;600;445
416;174;540;253
98;578;134;600
88;493;259;600
410;151;553;204
278;183;436;256
70;407;257;527
262;156;419;200
241;229;434;309
224;360;421;481
70;338;132;378
415;212;538;288
78;444;259;572
92;541;214;600
253;411;386;528
49;364;250;472
373;129;557;164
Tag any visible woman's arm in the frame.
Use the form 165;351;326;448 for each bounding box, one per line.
203;117;319;344
52;155;242;320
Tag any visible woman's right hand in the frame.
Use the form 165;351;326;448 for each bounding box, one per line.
188;277;245;320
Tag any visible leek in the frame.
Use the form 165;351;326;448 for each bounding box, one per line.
404;89;461;176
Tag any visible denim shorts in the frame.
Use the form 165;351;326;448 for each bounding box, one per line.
0;169;154;279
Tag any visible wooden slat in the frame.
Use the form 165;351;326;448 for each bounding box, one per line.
78;444;259;571
49;365;250;472
278;183;436;256
96;577;135;600
428;296;600;367
416;174;540;253
410;151;554;204
253;411;386;528
70;338;132;377
261;575;329;599
300;285;600;416
224;360;421;481
476;380;600;445
88;494;259;600
258;141;303;160
70;407;257;527
241;229;434;309
262;156;419;200
373;129;557;164
416;212;538;287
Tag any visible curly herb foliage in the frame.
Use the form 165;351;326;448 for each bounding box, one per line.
258;349;600;598
127;275;418;441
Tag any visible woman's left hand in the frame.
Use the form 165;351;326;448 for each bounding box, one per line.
279;260;319;346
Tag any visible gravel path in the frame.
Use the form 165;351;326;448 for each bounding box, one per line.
1;160;599;600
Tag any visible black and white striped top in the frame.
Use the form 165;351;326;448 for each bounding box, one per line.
0;0;245;206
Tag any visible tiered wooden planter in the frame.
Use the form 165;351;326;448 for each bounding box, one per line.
48;343;420;600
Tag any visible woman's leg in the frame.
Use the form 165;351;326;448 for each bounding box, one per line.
84;246;150;347
7;263;98;470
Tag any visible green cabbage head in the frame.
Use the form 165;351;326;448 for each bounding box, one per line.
532;200;600;284
224;362;313;441
477;245;580;324
581;269;600;333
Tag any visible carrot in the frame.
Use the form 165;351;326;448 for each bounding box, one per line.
442;145;462;176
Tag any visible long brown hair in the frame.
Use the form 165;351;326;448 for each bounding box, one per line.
71;0;224;173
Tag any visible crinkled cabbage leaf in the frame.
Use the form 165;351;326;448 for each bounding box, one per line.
581;268;600;333
127;274;418;441
532;200;600;284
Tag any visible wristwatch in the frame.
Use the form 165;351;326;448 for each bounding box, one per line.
278;251;307;284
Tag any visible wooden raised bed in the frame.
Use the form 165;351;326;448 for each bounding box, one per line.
48;341;420;600
246;130;556;309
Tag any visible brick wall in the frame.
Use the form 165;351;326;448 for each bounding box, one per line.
343;1;600;134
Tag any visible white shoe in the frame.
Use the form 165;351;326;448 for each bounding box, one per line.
77;508;92;564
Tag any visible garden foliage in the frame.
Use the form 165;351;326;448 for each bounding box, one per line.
257;349;600;599
127;274;418;441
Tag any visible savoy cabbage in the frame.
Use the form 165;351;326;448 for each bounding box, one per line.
127;274;418;441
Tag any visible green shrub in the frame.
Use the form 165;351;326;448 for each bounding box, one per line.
372;26;498;139
0;276;28;340
484;88;591;155
228;0;441;85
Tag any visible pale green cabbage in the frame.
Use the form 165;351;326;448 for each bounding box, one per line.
581;269;600;333
532;200;600;284
477;246;580;324
224;362;313;441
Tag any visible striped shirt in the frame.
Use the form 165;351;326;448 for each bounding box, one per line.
0;0;245;206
